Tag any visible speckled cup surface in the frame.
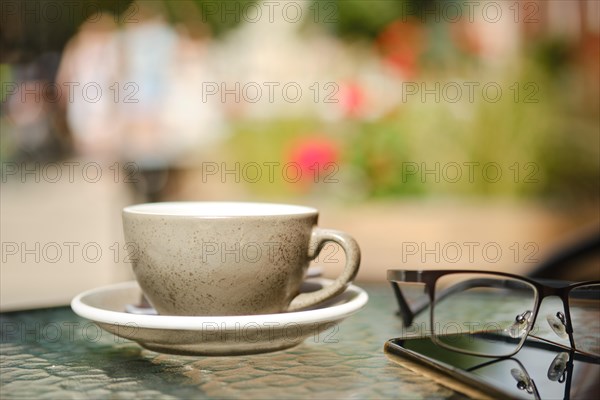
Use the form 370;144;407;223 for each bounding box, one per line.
122;202;360;316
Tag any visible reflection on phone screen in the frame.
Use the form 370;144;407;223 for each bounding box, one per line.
389;335;599;399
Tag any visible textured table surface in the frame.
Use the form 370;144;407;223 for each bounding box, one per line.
0;284;463;399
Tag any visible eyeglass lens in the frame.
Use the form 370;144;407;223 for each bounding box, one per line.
432;273;537;357
568;284;600;357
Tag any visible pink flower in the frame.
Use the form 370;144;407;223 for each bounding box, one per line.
339;81;366;118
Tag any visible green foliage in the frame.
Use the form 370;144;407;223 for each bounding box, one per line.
311;0;447;40
181;0;257;36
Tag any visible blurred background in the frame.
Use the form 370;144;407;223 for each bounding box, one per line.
1;0;599;310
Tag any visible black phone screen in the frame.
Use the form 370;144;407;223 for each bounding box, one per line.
385;336;600;399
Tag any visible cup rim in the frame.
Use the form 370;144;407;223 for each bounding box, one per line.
123;201;318;218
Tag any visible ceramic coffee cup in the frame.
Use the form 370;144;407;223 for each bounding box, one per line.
122;202;360;316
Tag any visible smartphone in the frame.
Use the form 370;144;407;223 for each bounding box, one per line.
384;335;600;399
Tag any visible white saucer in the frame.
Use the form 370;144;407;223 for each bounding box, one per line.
71;278;368;356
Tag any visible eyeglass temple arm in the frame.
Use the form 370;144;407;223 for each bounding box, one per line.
392;276;531;326
390;282;419;326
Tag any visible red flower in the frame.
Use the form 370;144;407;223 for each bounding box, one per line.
377;18;427;78
286;136;339;189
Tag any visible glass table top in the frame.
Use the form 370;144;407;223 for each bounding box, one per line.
0;284;461;399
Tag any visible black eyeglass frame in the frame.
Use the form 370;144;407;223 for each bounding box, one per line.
387;269;600;359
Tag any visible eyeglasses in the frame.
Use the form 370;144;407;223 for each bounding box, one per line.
388;269;600;358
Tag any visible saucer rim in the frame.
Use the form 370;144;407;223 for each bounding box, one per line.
71;278;369;331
